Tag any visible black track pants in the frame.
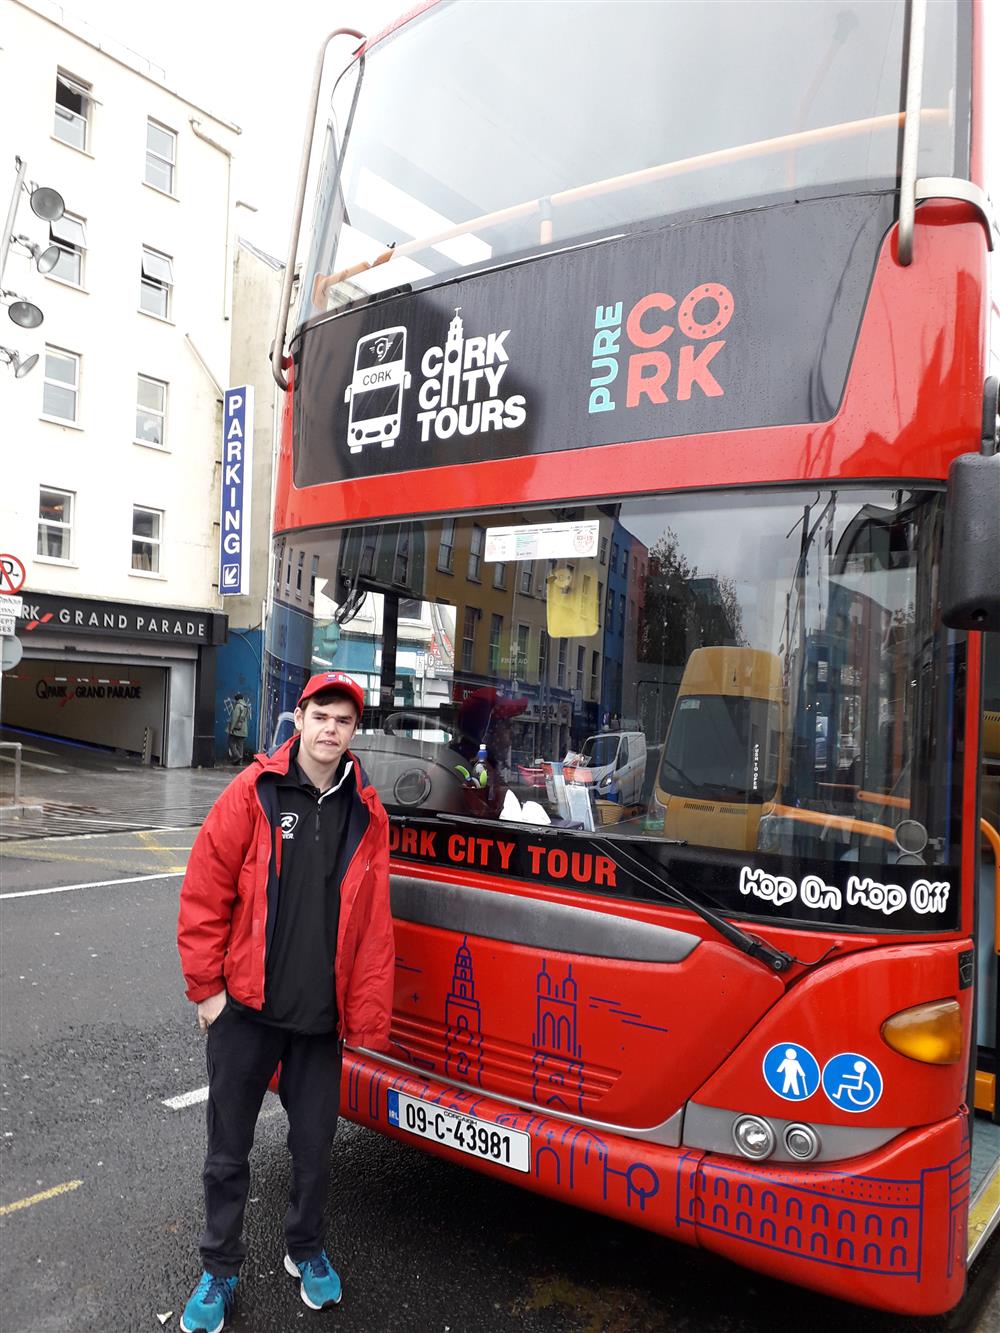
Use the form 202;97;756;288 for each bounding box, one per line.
199;1004;342;1276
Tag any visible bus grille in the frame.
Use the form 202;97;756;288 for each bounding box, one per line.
390;1012;620;1108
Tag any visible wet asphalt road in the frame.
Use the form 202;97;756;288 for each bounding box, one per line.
1;768;998;1331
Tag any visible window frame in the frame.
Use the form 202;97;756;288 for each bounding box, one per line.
42;346;80;423
140;245;174;319
437;517;455;572
47;211;87;287
467;524;485;581
145;118;177;194
135;374;167;448
131;504;164;574
54;71;92;151
461;605;478;672
36;485;75;562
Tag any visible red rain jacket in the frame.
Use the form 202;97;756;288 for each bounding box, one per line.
177;738;394;1051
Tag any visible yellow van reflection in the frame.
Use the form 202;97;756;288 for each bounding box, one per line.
654;647;783;851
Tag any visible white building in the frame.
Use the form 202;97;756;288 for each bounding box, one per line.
0;0;241;765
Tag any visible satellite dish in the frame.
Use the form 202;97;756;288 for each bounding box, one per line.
29;185;65;222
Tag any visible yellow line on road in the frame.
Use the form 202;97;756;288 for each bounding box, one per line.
0;1179;83;1215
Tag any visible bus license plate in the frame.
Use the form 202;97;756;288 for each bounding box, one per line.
387;1091;530;1173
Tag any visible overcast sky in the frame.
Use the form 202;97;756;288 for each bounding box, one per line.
65;0;406;257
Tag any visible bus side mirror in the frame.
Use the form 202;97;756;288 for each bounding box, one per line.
940;379;1000;633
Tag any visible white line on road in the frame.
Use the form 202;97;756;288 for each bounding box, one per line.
1;825;191;845
0;870;184;900
163;1085;209;1110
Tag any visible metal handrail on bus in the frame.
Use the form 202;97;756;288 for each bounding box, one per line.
982;819;1000;955
306;107;948;314
271;27;365;392
897;0;928;266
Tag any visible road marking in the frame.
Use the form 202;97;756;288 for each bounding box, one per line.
0;870;184;900
1;825;192;850
0;1179;84;1215
163;1085;209;1110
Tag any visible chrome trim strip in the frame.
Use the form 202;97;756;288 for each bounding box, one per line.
390;874;701;962
897;0;927;266
915;176;998;250
353;1044;684;1145
683;1101;903;1164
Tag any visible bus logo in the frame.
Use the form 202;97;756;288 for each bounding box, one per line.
344;326;411;454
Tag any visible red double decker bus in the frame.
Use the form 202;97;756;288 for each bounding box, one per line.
266;0;1000;1314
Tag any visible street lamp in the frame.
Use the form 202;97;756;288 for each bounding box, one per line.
1;157;64;372
10;234;61;274
0;345;38;377
2;289;44;329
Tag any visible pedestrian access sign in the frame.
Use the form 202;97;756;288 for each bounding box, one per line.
218;386;254;597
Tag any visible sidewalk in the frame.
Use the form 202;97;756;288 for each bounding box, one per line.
0;727;237;839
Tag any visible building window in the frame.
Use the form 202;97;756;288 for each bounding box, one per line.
621;548;629;577
131;505;163;572
520;560;533;595
591;651;599;697
462;606;478;672
54;72;92;150
605;591;613;629
295;550;305;598
42;346;79;422
557;639;567;688
576;646;585;692
140;246;174;318
145;119;176;193
611;541;619;570
468;524;484;581
437;517;455;572
135;375;167;446
515;624;530;678
48;212;87;286
599;536;607;564
37;487;73;560
489;613;503;673
538;629;548;682
619;592;626;630
492;560;507;590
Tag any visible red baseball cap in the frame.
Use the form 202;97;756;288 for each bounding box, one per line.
296;671;365;717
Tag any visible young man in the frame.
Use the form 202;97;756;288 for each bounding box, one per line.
177;672;394;1333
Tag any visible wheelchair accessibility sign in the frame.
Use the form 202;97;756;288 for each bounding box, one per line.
762;1043;821;1101
822;1052;883;1112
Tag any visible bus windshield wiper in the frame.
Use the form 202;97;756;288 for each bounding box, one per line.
429;813;793;974
599;838;795;975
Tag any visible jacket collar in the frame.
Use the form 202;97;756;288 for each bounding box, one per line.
250;736;373;793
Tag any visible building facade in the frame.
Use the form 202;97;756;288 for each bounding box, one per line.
1;0;240;765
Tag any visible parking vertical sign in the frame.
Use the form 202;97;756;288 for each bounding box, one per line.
219;386;254;596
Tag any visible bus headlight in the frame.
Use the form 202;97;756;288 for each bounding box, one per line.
732;1115;775;1159
881;998;963;1064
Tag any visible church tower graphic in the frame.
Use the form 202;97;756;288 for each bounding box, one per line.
531;960;585;1113
444;935;484;1086
441;308;464;407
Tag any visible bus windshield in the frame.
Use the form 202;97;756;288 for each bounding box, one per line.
299;0;962;323
266;486;962;878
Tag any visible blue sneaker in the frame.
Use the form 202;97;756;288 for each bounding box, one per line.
284;1251;342;1309
180;1271;238;1333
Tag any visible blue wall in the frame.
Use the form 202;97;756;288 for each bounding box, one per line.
214;628;263;762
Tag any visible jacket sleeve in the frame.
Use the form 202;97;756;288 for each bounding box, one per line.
177;775;257;1003
342;806;396;1050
